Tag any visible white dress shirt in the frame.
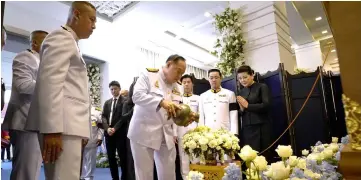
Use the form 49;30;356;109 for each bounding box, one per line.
109;94;120;125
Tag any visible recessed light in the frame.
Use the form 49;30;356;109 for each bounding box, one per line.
204;12;211;17
322;30;328;34
331;49;336;52
315;17;322;21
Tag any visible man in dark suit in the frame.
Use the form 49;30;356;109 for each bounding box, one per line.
102;81;127;180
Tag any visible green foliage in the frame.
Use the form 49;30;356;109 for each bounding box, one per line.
212;7;246;77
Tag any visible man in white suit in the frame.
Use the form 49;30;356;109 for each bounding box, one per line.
25;1;97;179
2;30;48;180
176;74;200;179
199;69;239;134
128;55;197;180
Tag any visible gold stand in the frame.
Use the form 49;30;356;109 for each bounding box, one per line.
339;144;361;180
189;161;241;180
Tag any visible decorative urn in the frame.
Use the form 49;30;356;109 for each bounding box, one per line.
172;104;199;126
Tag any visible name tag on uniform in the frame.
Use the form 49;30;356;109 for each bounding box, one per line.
218;94;226;97
92;121;97;127
190;100;197;102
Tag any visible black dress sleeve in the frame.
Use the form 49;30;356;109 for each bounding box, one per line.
246;84;271;113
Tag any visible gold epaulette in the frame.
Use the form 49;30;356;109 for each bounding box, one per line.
146;68;159;73
61;26;70;32
95;107;102;111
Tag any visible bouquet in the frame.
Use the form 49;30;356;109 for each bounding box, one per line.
182;126;240;164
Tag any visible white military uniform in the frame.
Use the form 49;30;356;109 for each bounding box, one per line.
175;93;200;180
81;107;104;180
25;26;91;180
199;88;239;134
127;68;181;180
2;49;42;180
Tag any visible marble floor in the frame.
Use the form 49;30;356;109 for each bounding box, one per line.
1;161;119;180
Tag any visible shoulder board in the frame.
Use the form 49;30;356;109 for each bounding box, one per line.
177;81;182;85
146;68;159;73
95;107;102;111
26;49;34;54
61;26;70;32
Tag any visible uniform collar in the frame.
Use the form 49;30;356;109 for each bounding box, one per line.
62;25;79;43
159;68;168;84
211;87;222;93
27;49;40;65
183;93;193;97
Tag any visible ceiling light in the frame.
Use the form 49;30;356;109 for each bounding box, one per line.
322;30;328;34
331;49;336;52
315;17;322;21
204;12;211;17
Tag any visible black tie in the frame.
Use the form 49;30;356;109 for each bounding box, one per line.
113;98;117;112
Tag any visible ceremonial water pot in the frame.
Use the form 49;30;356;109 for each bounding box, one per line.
173;104;199;126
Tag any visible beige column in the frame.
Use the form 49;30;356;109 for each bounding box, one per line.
230;1;296;74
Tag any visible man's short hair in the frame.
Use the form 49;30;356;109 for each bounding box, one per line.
109;81;121;89
31;30;49;36
166;54;186;63
71;1;96;12
180;74;193;83
208;69;222;78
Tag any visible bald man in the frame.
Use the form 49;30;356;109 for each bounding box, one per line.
3;30;48;180
25;1;97;179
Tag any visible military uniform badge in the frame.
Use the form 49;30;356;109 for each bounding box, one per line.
155;80;159;88
172;88;180;95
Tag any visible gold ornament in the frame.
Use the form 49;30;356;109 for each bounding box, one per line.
342;94;361;150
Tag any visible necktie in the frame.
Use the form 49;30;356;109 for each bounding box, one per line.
112;98;117;112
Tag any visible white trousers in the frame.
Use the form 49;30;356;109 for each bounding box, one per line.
178;137;190;180
130;140;176;180
39;134;83;180
10;130;42;180
81;146;97;180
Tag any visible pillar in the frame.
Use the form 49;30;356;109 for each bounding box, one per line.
323;1;361;179
230;1;296;74
294;41;324;71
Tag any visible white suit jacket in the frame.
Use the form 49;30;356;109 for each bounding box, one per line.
2;49;39;131
199;88;239;134
127;68;182;150
25;26;91;138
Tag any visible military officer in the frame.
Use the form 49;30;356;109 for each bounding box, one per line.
25;2;97;179
81;106;104;180
128;54;197;180
175;74;200;179
199;69;239;134
2;30;48;180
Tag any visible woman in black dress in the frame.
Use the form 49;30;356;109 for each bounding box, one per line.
236;65;272;156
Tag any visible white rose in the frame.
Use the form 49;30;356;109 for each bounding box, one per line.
251;156;268;171
288;156;299;167
264;162;290;180
332;137;339;143
307;153;324;161
276;145;293;158
302;149;309;156
239;145;258;162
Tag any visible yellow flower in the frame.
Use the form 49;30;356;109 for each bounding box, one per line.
239;145;258;162
302;149;309;156
264;162;291;180
289;156;299;167
296;158;307;169
332;137;339;143
276;145;293;158
250;156;268;171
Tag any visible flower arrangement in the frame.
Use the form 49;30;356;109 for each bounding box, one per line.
187;171;204;180
221;136;349;180
182;126;240;165
87;64;101;108
96;152;121;168
212;7;246;77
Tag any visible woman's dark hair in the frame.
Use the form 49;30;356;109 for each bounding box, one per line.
237;65;254;75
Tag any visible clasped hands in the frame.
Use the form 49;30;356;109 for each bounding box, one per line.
107;128;115;136
237;96;249;109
